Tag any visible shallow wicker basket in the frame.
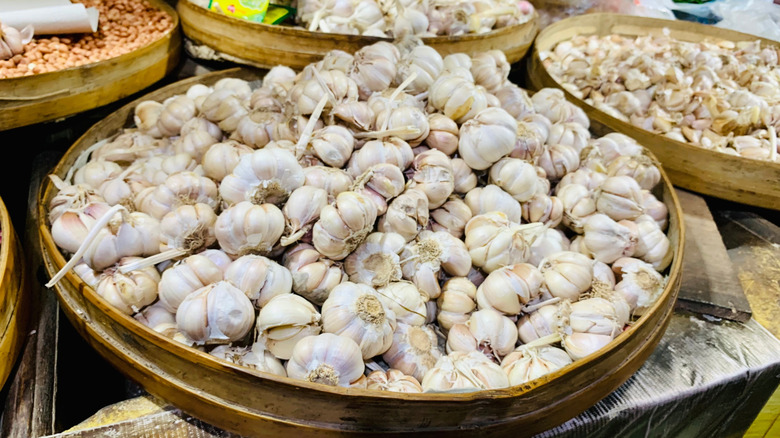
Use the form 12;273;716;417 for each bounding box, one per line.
0;0;181;132
526;13;780;211
39;68;685;437
177;0;539;70
0;195;31;389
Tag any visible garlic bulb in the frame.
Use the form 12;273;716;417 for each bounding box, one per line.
231;111;283;149
557;183;596;233
95;258;160;315
633;215;672;271
134;101;164;138
209;343;287;377
159;203;218;256
48;179;105;224
224;255;292;308
547;122;591;153
157;96;197;137
529;229;570;266
430;196;472;238
158;253;224;313
537;143;580;181
220;146;305;206
176;281;256;345
407;149;454;209
376;281;428;326
522;194;564;228
283;243;347;305
400;230;471;300
496;83;535;120
321;282;397;359
351;163;405;215
135;171;219;220
378;189;429;242
366;369;423;393
562;332;613;360
425;114;459;155
476;263;543;315
451;158;478;194
446;308;518;360
501;346;572;385
344;232;405;288
313;191;378;260
215;202;284;256
464;185;523;224
350;42;400;100
281;186;329;246
516;303;568;344
614;257;666;315
606;155;661;191
201;140;254;182
303;166;354;198
458;107;517;170
421;350;509;392
464;212;545;273
595;176;645;221
309;125;355;168
429;74;488;124
489;158;540;203
256;293;322;359
470;50;510;94
582;214;638;264
538;251;593;302
569;297;625;337
437;277;477;331
73;160;123;190
347;138;414;177
201;88;250;132
383;322;443;381
286;333;365;387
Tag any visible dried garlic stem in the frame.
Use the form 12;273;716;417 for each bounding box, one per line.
379;71;419;133
118;248;188;274
522;297;561;314
516;333;562;351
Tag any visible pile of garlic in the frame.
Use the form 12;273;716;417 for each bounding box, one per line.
541;32;780;162
47;39;672;394
298;0;535;37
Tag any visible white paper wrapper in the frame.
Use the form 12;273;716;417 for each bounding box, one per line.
0;3;99;35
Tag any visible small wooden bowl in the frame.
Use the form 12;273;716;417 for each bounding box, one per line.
0;0;181;132
39;68;684;437
0;195;31;389
526;13;780;211
177;0;539;70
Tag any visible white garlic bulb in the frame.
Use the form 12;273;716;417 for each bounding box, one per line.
595;176;645;221
407;149;454;209
613;257;666;315
376;281;428;326
303;166;354;198
516;303;568;344
220;146;305;206
158;253;224;313
157;96;198;137
281;186;329;246
569;297;624;338
382;323;442;381
344;232;405;288
582;214;638;264
436;277;477;331
430;196;472;239
501;346;572;385
95;258;160;315
366;369;423;393
400;230;471;300
224;255;292;308
421;351;509;392
309;125;355;168
633;215;672;271
215;202;284;257
425;113;459;156
464;212;545;273
476;263;543;315
470;50;510;94
446;308;518;360
464;184;523;224
158;203;218;256
201;140;254;183
378;189;429;242
73;160;123;190
286;333;365;387
429;74;488;124
256;293;322;359
538;251;593;302
451;158;478;194
458;107;517;170
209;343;287;377
283;243;347;305
489;158;540;203
176;281;256;345
135;171;219;220
313;191;378;260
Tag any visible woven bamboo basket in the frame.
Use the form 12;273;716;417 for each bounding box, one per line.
0;195;31;389
177;0;539;70
38;68;684;437
526;13;780;211
0;0;181;132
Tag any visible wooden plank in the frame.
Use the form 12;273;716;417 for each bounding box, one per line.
673;189;752;322
1;151;61;437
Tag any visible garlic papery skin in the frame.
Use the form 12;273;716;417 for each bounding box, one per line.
489;158;539;203
309;125;355;168
303;166;354;198
429;74;488;124
224;255;292;308
73;160;123;190
209;343;287;377
175;281;256;345
538;251;593;302
464;212;545;273
219;146;305;207
376;281;428;326
582;214;638;264
476;263;543;316
283;243;347;305
517;303;569;344
383;322;442;381
430;196;472;239
95;258;160;315
135;171;219;220
464;184;523;224
378;189;429;242
215;202;285;257
400;230;471;300
344;232;405;288
425;114;459;156
563;332;614;361
458;107;517;170
569;297;623;338
201;140;254;183
529;229;570;266
421;350;509;392
408;149;455;209
366;369;423;393
256;293;322;360
595;176;645;221
437;277;477;331
613;257;666;316
447;308;518;361
158;253;224;313
48;179;105;224
313;191;378;260
321;282;397;359
632;215;672;271
501;346;572;386
281;186;329;246
451;158;478;194
286;333;365;387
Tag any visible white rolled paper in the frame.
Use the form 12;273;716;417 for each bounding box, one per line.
0;3;99;35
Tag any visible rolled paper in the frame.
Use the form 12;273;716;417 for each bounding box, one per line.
0;3;99;35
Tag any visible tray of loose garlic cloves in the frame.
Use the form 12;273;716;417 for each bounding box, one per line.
527;13;780;211
177;0;538;71
39;39;683;437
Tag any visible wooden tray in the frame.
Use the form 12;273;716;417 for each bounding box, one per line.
0;195;31;390
37;68;684;437
526;13;780;211
177;0;539;70
0;0;182;132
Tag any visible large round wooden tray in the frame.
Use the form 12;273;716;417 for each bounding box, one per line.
177;0;539;70
38;68;684;436
0;195;31;389
0;0;181;132
526;13;780;211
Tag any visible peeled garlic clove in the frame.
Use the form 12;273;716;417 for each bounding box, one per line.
176;281;256;345
209;343;287;377
344;232;405;288
477;263;542;316
383;323;442;381
158;253;224;313
539;251;593;302
215;202;284;257
321;282;397;359
224;254;292;308
95;258;160;315
256;293;322;359
501;346;572;385
421;350;509;392
366;369;423;393
458;108;517;170
286;333;365;387
313;191;378;260
283;243;347;305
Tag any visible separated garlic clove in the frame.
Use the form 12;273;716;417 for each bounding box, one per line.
613;257;666;315
383;322;442;381
366;369;423;393
313;191;378;260
95;258;160;315
421;350;509;392
158;253;225;313
321;282;397;359
176;281;256;345
286;333;365;387
209;343;287;377
430;196;472;239
539;251;593;302
400;230;471;300
582;214;638;264
224;255;292;308
281;186;328;246
256;293;322;359
344;232;405;288
501;346;572;386
215;202;284;257
377;281;428;326
283;243;347;305
476;263;543;316
378;189;429;242
458;107;517;170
